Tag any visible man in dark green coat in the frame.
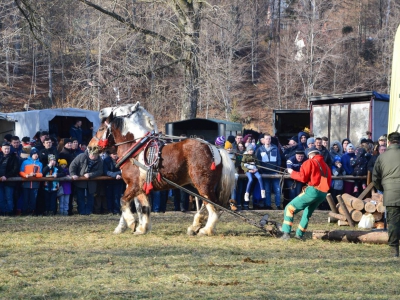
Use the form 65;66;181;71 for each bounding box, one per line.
373;132;400;258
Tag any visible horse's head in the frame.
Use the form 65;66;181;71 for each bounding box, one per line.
88;115;115;151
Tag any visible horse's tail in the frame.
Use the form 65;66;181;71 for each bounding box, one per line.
217;149;236;206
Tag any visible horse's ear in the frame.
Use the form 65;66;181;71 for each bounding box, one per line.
131;102;140;113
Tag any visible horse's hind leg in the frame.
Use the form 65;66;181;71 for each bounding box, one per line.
198;203;219;236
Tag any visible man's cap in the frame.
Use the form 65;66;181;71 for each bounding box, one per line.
305;146;320;156
4;134;12;141
2;141;11;147
88;146;100;155
246;144;254;151
388;132;400;143
21;136;30;143
360;138;368;144
307;137;315;145
379;135;387;141
40;131;49;137
48;154;56;162
347;143;354;150
295;150;305;155
30;148;38;156
289;136;298;143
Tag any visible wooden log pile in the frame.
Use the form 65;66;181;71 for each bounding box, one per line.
326;185;385;228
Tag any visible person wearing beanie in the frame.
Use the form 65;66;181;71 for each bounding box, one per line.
241;144;263;210
19;147;43;215
373;131;400;257
281;145;331;241
215;136;226;147
59;138;74;166
342;138;351;153
57;159;71;216
378;135;387;147
42;154;59;215
224;141;233;150
306;137;315;148
0;142;20;216
340;142;356;195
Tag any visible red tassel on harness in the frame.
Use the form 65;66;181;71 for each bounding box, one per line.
143;182;147;192
210;162;216;170
98;139;108;148
157;173;161;182
146;182;153;195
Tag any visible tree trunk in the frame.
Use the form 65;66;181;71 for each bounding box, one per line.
312;230;388;244
341;193;365;210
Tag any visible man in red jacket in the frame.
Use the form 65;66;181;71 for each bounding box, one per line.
281;146;332;240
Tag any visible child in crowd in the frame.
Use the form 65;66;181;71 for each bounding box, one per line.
351;147;368;194
241;144;265;208
57;159;71;216
330;155;345;202
19;148;43;215
42;154;59;215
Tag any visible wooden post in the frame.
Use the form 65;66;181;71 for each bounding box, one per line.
357;182;375;200
326;193;338;213
336;195;355;228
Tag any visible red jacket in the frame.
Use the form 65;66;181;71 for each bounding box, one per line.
291;154;332;187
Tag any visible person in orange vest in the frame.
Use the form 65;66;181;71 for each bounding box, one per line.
281;146;332;241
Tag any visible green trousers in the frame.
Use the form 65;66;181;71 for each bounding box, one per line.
282;186;327;237
386;206;400;248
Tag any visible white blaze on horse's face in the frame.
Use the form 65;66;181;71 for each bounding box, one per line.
99;106;115;120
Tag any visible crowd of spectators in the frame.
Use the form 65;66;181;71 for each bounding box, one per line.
219;131;387;211
0;123;387;216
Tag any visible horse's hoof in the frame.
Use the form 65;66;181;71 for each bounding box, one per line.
187;228;197;236
128;223;137;232
113;227;126;234
198;228;213;236
133;231;145;235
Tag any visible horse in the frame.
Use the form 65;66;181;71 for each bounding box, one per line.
88;102;236;236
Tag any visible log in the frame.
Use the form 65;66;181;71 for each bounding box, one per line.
337;206;363;222
371;193;383;202
338;220;349;226
326;193;338;213
372;212;383;221
328;211;347;221
363;201;377;213
312;230;388;244
336;195;355;228
376;202;385;213
357;182;374;200
341;193;365;210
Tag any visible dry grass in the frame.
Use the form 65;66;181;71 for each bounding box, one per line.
0;211;399;300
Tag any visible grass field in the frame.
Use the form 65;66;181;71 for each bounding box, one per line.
0;210;399;299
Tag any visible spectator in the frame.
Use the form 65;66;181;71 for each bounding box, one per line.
342;138;351;153
59;138;74;166
378;135;387;147
0;142;20;216
69;120;92;145
10;136;22;157
38;137;59;166
71;138;83;159
367;144;386;174
372;131;400;257
321;136;329;148
281;146;331;241
214;136;226;147
70;147;103;215
341;143;356;195
34;131;49;151
42;155;59;215
256;133;281;210
4;134;12;143
284;150;307;207
232;133;243;150
282;136;298;160
351;147;368;195
296;131;308;151
329;140;343;161
103;149;123;214
234;141;246;209
330;155;345;203
315;137;332;167
306;137;315;149
242;144;263;210
20;148;43;215
57;159;71;216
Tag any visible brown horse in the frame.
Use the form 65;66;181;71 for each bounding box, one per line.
88;102;235;236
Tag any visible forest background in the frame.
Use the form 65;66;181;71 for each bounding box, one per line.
1;0;399;133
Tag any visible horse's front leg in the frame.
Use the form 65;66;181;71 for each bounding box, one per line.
134;193;151;235
187;205;207;235
113;199;136;234
198;203;219;236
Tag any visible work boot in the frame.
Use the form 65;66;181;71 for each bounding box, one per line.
390;246;399;258
294;234;304;241
280;232;290;241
